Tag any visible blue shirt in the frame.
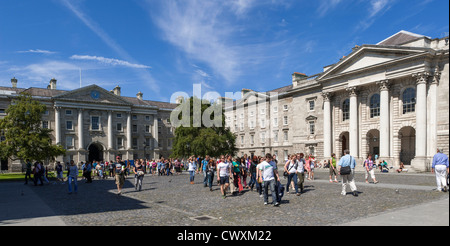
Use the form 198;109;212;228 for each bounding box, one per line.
202;160;209;171
432;152;449;168
338;154;356;169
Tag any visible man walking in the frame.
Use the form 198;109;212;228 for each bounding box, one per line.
259;153;281;206
338;149;358;197
432;148;449;192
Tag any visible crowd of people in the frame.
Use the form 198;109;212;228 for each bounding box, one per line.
23;147;449;202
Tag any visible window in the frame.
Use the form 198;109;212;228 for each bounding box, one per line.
117;137;123;149
250;135;255;144
273;106;278;113
284;131;289;141
66;136;74;149
240;122;244;131
342;99;350;121
260;108;266;115
42;121;49;129
117;123;122;132
132;138;138;147
132;115;138;120
403;88;416;114
283;105;288;111
273;118;278;127
370;94;380;118
65;110;72;115
283;116;288;125
132;125;138;133
260;119;266;128
309;121;315;135
260;132;266;143
116;113;122;118
309;100;315;111
145;125;151;133
241;135;244;144
145;138;151;147
91;116;100;130
250;121;254;129
145;115;150;121
66;121;73;130
273;131;278;143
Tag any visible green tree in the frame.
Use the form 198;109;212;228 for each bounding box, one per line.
170;97;237;158
0;93;66;163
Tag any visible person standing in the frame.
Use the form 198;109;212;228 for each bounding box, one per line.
188;157;196;184
259;153;281;206
67;160;78;194
114;156;126;195
33;162;44;186
248;156;258;192
206;159;216;191
134;160;145;191
432;148;449;192
24;159;32;185
296;153;306;194
328;153;338;183
202;156;210;187
232;158;243;195
55;161;64;184
338;150;358;196
364;154;378;184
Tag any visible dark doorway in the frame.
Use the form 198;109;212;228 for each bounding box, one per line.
88;143;104;163
1;159;8;172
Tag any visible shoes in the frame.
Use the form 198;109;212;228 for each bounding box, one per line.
264;202;268;205
274;202;280;207
352;191;358;197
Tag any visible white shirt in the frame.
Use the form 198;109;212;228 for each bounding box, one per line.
217;161;230;177
258;161;276;181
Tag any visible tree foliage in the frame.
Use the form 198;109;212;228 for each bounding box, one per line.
0;93;66;162
170;97;237;158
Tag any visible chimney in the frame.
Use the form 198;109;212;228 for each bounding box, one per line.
136;91;143;100
113;85;121;96
292;72;307;87
49;78;57;90
241;88;252;98
11;77;18;88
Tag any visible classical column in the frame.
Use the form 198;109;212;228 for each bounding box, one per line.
427;68;440;157
377;80;390;159
107;110;113;150
78;108;84;150
54;107;61;145
347;86;359;157
153;115;159;158
322;92;333;159
127;112;132;150
412;72;429;159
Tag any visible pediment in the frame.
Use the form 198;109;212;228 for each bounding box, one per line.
52;84;132;106
235;90;269;108
318;45;428;81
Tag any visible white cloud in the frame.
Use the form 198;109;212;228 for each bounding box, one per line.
59;0;160;93
317;0;343;17
70;55;151;69
17;49;57;55
369;0;391;18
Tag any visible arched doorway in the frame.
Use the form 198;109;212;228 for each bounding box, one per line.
339;131;349;157
399;126;415;165
88;143;104;163
366;129;380;157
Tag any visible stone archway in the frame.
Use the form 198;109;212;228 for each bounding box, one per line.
399;126;416;165
88;142;104;163
366;129;380;158
339;131;349;157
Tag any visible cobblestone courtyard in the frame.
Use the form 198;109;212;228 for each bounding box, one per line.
1;169;448;226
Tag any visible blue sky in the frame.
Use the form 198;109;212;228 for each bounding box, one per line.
0;0;448;102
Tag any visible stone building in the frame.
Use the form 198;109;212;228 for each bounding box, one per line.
224;31;449;172
0;80;177;172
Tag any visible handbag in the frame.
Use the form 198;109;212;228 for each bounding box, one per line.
340;156;352;175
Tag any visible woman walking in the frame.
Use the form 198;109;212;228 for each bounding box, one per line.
364;154;379;184
134;160;145;191
284;155;300;196
329;153;338;183
67;160;78;194
206;159;216;191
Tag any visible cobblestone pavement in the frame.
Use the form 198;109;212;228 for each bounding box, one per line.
1;168;448;226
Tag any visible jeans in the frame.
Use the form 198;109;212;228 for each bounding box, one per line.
189;171;195;182
263;179;277;203
203;170;208;186
68;176;78;193
135;175;144;191
248;172;256;189
206;172;214;189
286;173;299;194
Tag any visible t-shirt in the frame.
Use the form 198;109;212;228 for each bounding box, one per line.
188;162;196;171
217;161;230;177
115;162;125;175
232;161;241;173
258;161;277;181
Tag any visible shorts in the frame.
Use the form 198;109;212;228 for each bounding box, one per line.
115;174;124;186
219;176;229;185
